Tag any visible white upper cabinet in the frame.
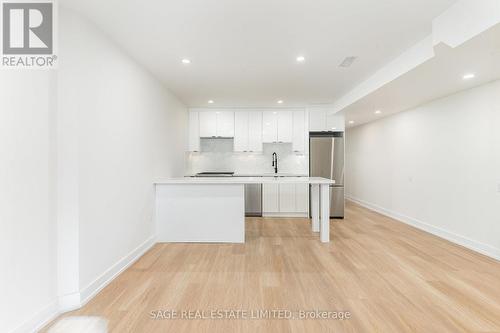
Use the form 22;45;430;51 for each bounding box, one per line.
216;111;234;137
309;106;344;132
199;111;234;137
326;114;345;131
292;110;305;152
262;111;279;143
248;112;263;152
263;111;294;143
199;112;217;137
188;111;200;152
308;107;328;132
234;112;249;152
192;108;307;152
234;111;263;152
277;111;293;143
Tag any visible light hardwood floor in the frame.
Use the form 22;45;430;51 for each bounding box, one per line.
43;201;500;332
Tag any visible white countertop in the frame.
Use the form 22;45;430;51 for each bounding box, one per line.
234;173;309;177
184;173;309;177
155;176;335;185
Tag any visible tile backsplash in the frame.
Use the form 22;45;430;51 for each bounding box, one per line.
185;138;308;175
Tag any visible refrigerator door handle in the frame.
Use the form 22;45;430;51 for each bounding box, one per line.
330;138;335;181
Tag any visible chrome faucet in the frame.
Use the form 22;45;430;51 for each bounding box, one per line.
272;152;278;174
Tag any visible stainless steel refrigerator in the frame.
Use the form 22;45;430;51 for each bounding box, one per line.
309;132;345;218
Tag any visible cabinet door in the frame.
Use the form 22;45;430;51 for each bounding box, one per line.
216;111;234;137
263;183;280;213
292;110;305;152
277;111;293;143
295;183;309;213
308;107;327;132
248;112;263;152
188;111;200;151
279;183;296;213
199;112;217;137
304;110;310;155
262;111;278;143
326;114;345;131
234;112;249;152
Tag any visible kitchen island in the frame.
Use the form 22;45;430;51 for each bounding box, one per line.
154;177;335;243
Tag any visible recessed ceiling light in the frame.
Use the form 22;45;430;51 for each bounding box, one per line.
331;127;337;130
277;100;284;104
296;56;305;63
208;100;214;104
272;112;277;115
348;120;355;124
181;58;191;64
374;110;382;114
463;73;475;80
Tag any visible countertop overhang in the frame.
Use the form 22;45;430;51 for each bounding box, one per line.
154;176;335;185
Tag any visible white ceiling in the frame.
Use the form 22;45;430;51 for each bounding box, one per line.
343;23;500;127
60;0;457;107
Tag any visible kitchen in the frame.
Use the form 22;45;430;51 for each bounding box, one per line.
186;108;344;216
155;107;344;243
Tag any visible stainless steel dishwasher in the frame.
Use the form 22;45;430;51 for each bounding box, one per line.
244;184;262;217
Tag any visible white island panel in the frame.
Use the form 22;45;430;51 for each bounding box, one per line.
154;177;334;243
156;184;245;243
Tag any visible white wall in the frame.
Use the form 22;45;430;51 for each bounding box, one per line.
346;80;500;259
58;7;188;299
0;71;59;332
1;6;188;333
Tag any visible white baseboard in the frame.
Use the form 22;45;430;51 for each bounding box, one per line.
9;300;59;333
58;292;81;313
9;237;156;333
79;235;156;306
263;212;309;218
346;196;500;261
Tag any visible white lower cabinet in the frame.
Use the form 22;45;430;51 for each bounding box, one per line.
279;183;296;213
263;182;309;216
295;183;309;213
263;183;279;213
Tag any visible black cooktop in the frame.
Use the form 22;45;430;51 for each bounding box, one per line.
195;172;235;177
